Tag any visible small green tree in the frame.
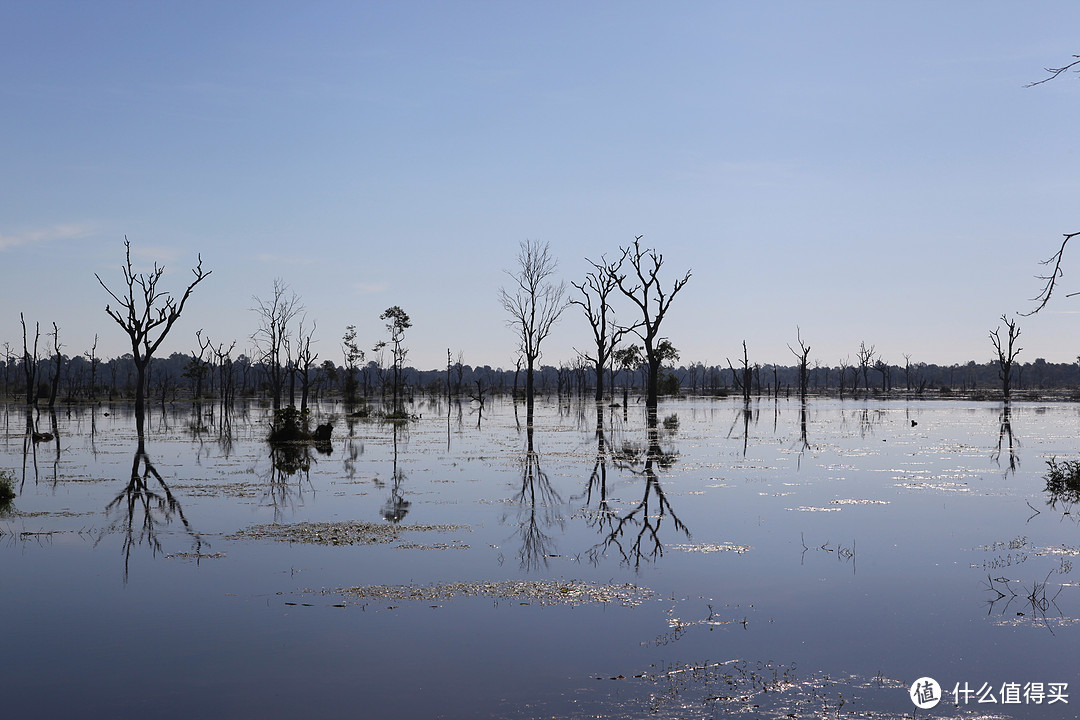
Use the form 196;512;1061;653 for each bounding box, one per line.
342;324;363;404
612;344;642;406
373;306;411;417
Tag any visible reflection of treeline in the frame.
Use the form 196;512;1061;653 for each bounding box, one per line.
5;351;1080;403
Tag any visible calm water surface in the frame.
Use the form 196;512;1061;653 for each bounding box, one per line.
3;398;1079;718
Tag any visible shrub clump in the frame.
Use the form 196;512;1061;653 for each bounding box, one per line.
0;469;15;515
1044;457;1080;505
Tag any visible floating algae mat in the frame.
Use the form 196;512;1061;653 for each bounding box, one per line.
229;519;471;545
325;579;654;607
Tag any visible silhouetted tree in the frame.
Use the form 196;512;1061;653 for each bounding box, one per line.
85;334;99;401
611;344;641;406
46;323;62;407
856;341;876;394
788;327;811;400
727;341;753;405
20;313;39;405
605;236;690;410
873;358;890;392
990;314;1022;399
499;239;567;420
572;259;628;402
1026;54;1080;87
341;324;363;404
96;238;210;437
296;319;318;416
251;279;302;412
373;306;411;417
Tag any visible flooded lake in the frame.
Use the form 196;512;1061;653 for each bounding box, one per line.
4;397;1079;718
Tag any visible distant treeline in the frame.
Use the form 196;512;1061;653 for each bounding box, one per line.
3;350;1080;404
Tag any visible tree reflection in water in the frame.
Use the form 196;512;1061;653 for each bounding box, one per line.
576;404;615;538
992;403;1019;476
382;423;410;524
262;437;333;519
585;410;688;568
509;425;563;571
726;402;754;457
103;438;202;583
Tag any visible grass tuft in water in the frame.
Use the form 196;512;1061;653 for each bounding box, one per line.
1044;457;1080;505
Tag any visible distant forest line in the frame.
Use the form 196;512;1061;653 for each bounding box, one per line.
4;349;1080;405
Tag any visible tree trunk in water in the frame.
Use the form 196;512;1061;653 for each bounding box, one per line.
134;361;147;439
526;362;535;419
646;359;660;409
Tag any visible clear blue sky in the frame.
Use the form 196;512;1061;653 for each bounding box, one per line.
3;1;1080;371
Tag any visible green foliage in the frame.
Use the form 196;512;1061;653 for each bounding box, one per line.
0;469;15;515
342;325;362;403
613;345;642;372
656;339;679;364
269;404;309;442
662;414;680;433
659;371;681;396
1044;457;1080;505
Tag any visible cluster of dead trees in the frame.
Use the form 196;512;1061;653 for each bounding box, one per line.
502;235;692;421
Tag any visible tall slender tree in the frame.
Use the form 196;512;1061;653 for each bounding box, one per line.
250;279;302;412
572;259;629;402
788;327;811;401
499;239;567;420
373;306;411;417
20;313;39;406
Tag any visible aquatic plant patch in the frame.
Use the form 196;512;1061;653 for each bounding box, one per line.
325;579;654;607
228;520;470;546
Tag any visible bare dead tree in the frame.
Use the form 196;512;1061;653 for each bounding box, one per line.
1026;55;1080;87
726;341;753;405
187;329;212;400
251;279;303;411
1023;59;1080;312
96;238;210;436
212;337;237;410
856;341;876;395
20;313;40;405
46;322;62;408
499;239;567;420
296;319;318;416
1;342;11;399
1023;232;1080;316
605;236;691;410
84;334;99;401
990;314;1022;399
572;259;631;402
788;327;811;400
